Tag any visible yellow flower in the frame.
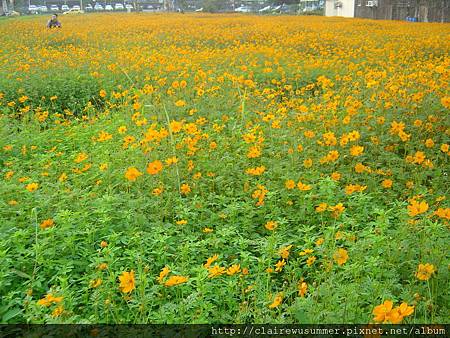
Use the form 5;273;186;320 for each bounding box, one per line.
124;167;143;182
118;270;136;293
180;183;191;195
25;182;39;192
90;279;102;288
152;187;163;196
51;306;64;318
381;179;393;189
373;300;393;323
329;203;345;218
315;203;328;213
297;181;312;191
74;152;88;163
279;245;293;259
303;158;313;168
175;99;186;107
349;145;364;156
164;275;189;287
333;248;348;266
397;302;414;318
315;238;324;246
268;293;283;309
157;266;171;283
298;282;307;297
264;220;278;231
330;172;341;181
274;259;286;272
208;265;226;278
226;264;241;276
407;200;429;217
306;256;316;266
204;254;219;268
416;263;436;281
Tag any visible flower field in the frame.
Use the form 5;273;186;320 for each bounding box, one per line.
0;13;449;324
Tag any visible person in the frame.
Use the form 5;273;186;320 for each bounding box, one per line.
47;14;61;28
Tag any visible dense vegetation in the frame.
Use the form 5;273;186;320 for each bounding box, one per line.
0;14;449;323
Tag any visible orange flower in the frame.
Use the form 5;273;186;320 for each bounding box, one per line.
37;293;63;307
372;300;394;323
40;219;54;229
124;167;143;182
146;160;163;175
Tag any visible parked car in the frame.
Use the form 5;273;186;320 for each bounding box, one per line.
125;4;133;10
28;5;39;13
235;6;251;12
258;5;272;12
85;4;93;11
61;5;70;11
72;5;81;10
114;3;124;10
50;5;59;11
94;4;104;10
195;7;203;12
63;8;84;14
38;5;48;12
105;4;113;10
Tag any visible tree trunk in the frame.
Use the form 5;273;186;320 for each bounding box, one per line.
1;0;7;13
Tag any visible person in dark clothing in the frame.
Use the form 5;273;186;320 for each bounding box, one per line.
47;14;61;28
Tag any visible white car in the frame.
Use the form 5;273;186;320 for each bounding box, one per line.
50;5;59;11
94;4;103;10
61;5;70;11
28;5;39;13
258;5;271;12
115;3;124;10
39;5;48;12
125;4;133;9
105;4;113;10
85;4;93;10
195;7;203;12
235;6;251;12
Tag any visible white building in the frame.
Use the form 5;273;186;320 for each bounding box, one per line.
325;0;355;17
